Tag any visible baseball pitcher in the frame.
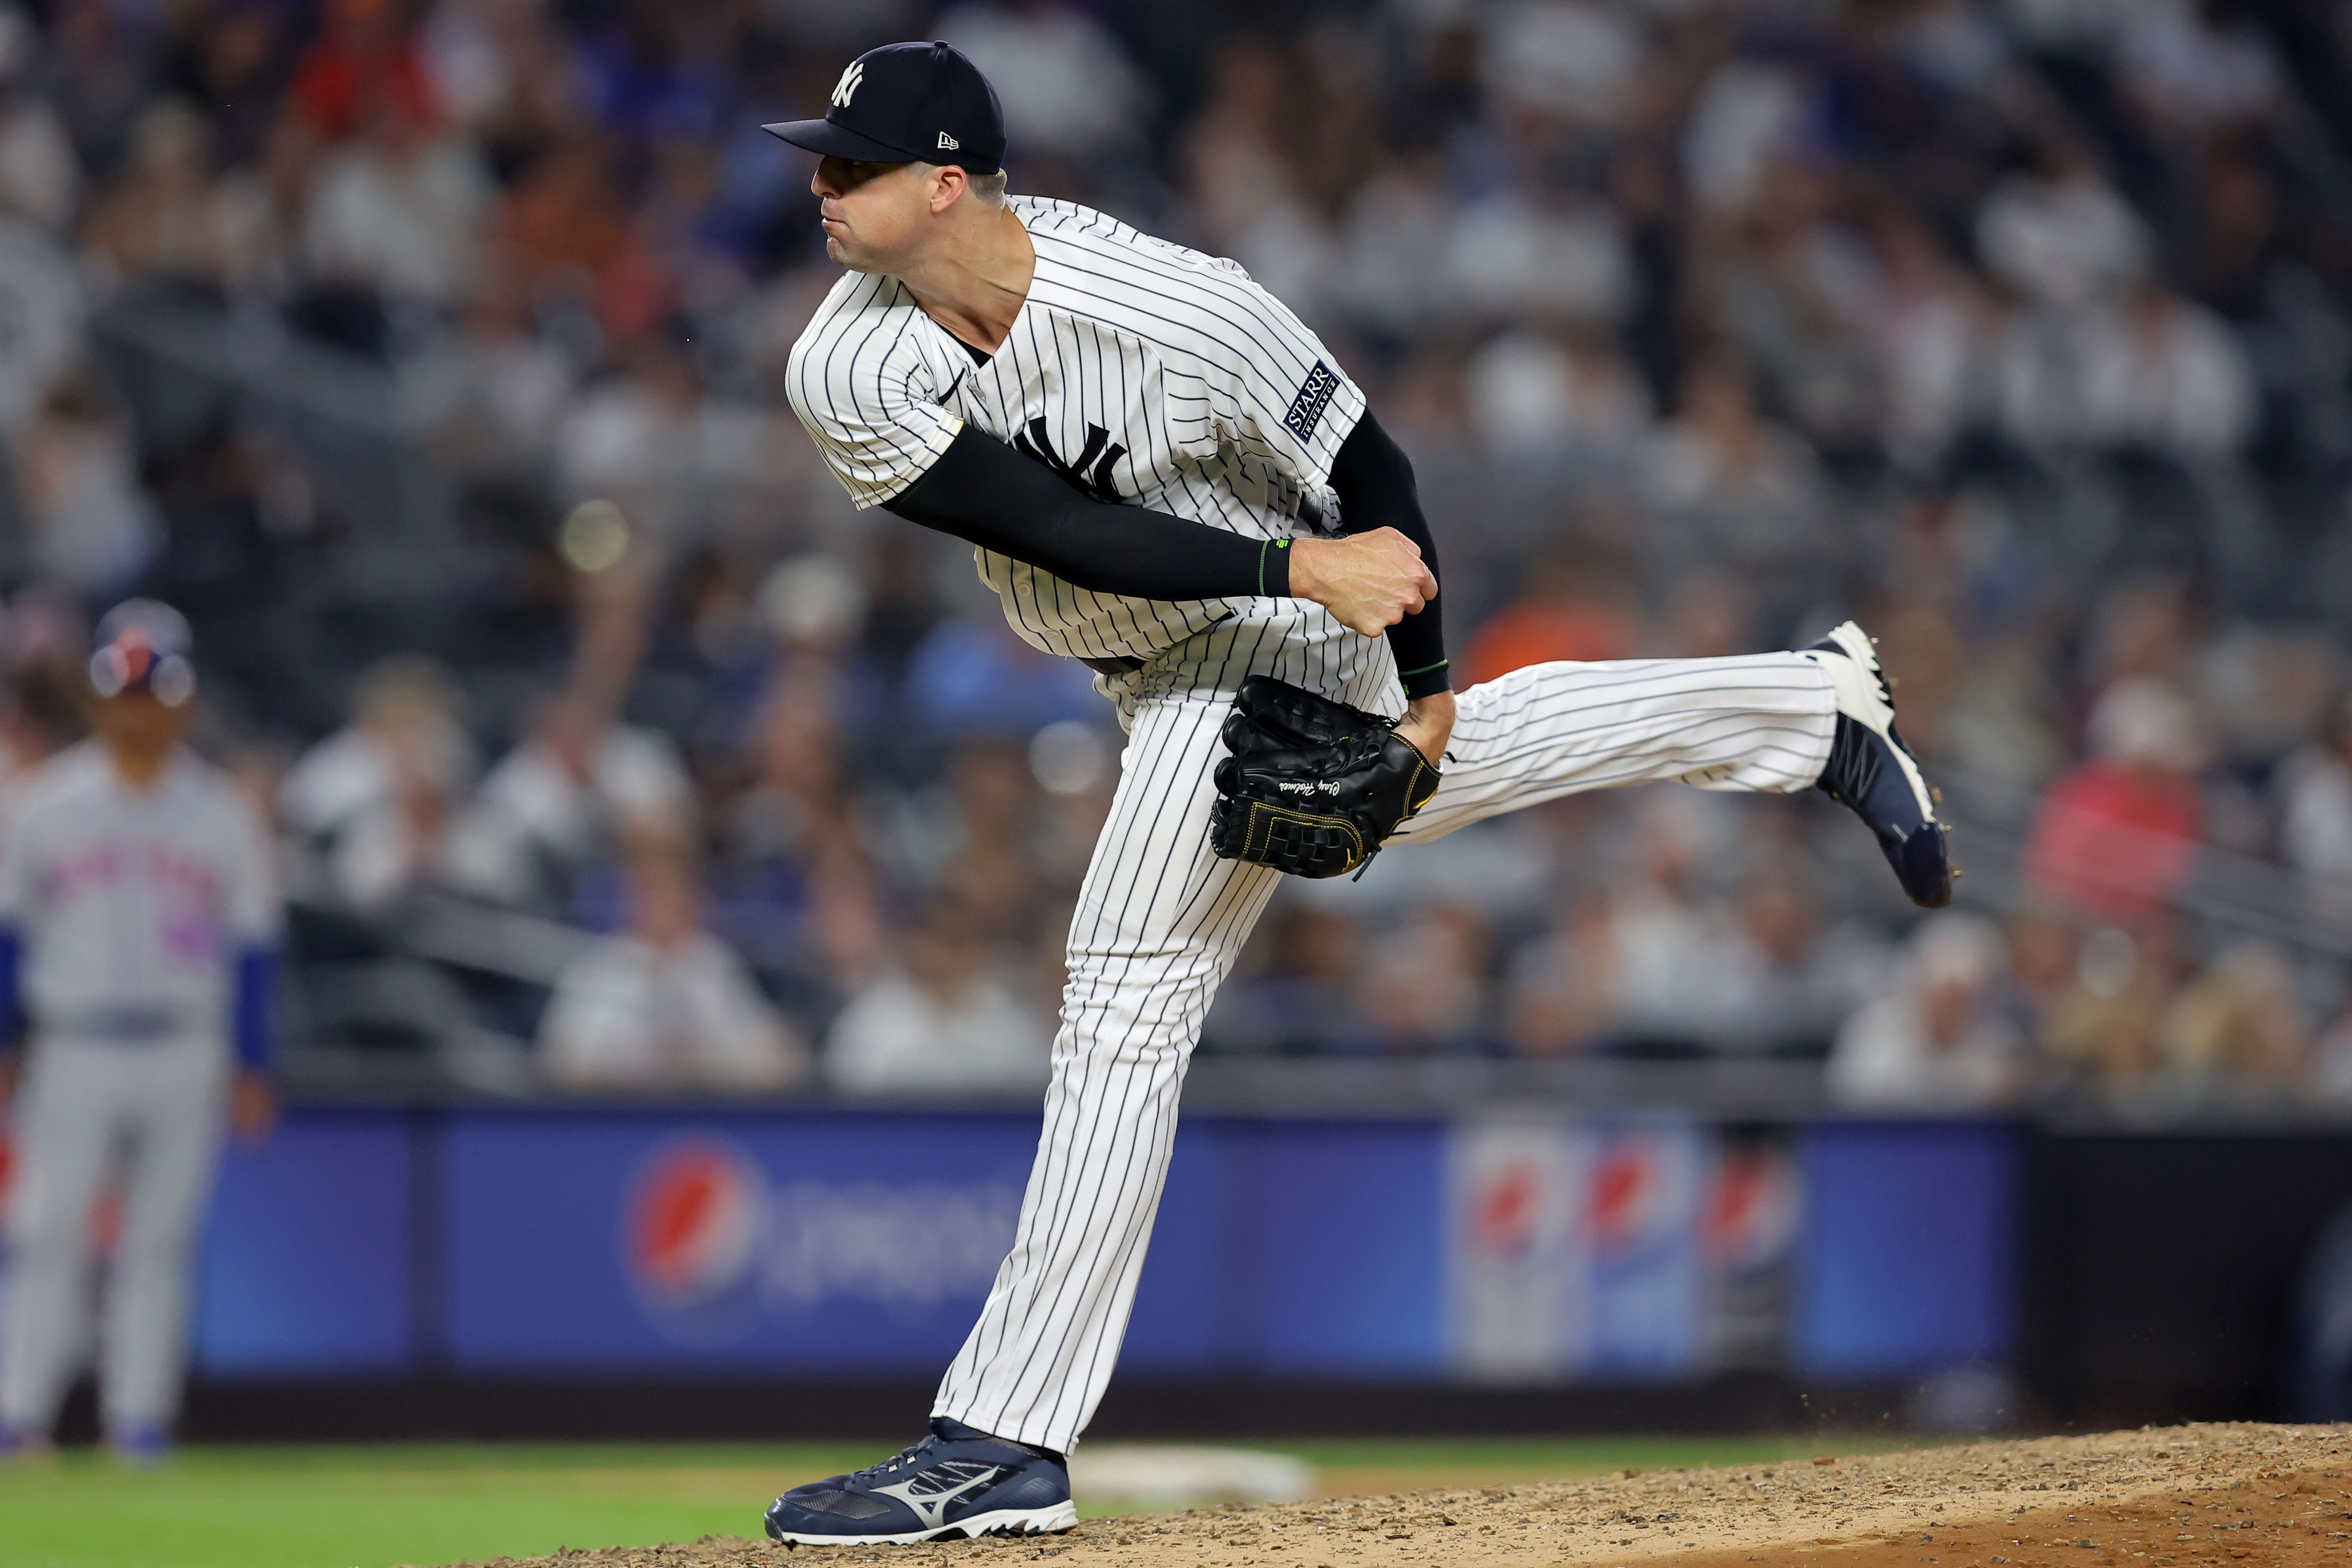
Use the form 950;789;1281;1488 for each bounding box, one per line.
757;43;1952;1543
0;601;281;1460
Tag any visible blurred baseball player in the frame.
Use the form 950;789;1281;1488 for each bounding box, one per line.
0;601;281;1461
759;43;1952;1543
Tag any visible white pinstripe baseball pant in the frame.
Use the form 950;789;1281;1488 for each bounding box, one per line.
932;647;1836;1452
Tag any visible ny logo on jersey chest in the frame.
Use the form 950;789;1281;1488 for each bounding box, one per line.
1012;416;1127;504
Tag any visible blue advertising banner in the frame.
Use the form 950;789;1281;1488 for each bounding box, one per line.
438;1113;1447;1377
443;1111;1039;1372
193;1110;413;1374
1792;1119;2018;1375
1439;1115;2011;1382
0;1106;2015;1385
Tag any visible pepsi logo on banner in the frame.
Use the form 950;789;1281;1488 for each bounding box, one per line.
1467;1158;1543;1259
1587;1132;1671;1256
621;1135;765;1310
614;1132;1022;1347
1704;1147;1801;1270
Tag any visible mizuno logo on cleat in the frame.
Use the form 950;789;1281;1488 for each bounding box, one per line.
870;1463;1009;1530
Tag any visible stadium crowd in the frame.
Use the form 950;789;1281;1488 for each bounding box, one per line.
0;0;2348;1109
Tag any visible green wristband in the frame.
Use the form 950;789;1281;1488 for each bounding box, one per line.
1259;537;1291;597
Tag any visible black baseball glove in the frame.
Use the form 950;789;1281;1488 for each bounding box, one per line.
1207;675;1442;880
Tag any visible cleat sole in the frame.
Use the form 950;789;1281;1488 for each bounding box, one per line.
768;1502;1080;1547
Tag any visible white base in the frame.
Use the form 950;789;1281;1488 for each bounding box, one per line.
769;1501;1080;1547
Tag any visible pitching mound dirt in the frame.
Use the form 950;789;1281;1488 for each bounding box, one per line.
447;1422;2352;1568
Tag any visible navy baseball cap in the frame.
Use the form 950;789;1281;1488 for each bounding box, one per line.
89;598;196;707
763;42;1005;175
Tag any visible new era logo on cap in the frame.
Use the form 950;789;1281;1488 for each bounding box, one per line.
763;41;1006;176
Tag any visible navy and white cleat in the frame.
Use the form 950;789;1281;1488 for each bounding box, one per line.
763;1417;1078;1546
1803;620;1955;909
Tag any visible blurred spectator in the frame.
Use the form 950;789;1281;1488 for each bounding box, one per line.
12;374;155;594
2024;677;2208;921
1828;914;2027;1109
81;98;259;287
936;2;1147;164
1360;900;1494;1056
1505;888;1617;1058
1715;879;1889;1058
1465;326;1652;459
0;214;83;434
301;90;489;304
1852;205;1996;469
0;661;86;825
2280;692;2352;921
539;843;806;1092
1683;60;1806;218
1507;793;1749;1057
2007;906;2084;1027
2164;940;2312;1087
552;334;779;548
1976;143;2150;310
441;690;692;910
1652;572;1757;661
160;0;294;172
2041;916;2190;1087
1458;535;1640;686
1334;153;1451;338
490;134;662;340
825;895;1050;1096
1449;191;1634;328
1480;0;1645;128
1709;164;1879;444
0;5;76;231
2316;1007;2352;1102
1208;901;1374;1056
906;615;1099;741
872;735;1084;948
2117;0;2283;138
285;0;437;147
41;0;153;183
1641;352;1829;567
1938;625;2066;790
1179;37;1292;259
280;656;473;911
409;288;579;483
2075;280;2257;457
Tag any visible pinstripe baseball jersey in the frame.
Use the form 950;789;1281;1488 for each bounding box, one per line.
785;196;1370;668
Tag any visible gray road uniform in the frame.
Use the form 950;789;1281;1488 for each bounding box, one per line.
0;744;280;1437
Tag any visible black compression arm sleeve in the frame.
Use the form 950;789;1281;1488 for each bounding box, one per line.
884;424;1294;601
1329;412;1450;699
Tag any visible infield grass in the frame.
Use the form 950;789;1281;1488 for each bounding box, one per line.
0;1435;1927;1568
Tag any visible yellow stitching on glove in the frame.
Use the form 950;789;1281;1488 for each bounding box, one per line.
1244;802;1365;868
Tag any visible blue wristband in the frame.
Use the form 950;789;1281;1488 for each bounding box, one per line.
233;947;277;1072
0;926;19;1043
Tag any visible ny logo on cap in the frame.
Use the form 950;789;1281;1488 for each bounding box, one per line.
831;60;864;108
938;132;959;150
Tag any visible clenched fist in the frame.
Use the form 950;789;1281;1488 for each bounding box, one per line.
1288;528;1438;636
